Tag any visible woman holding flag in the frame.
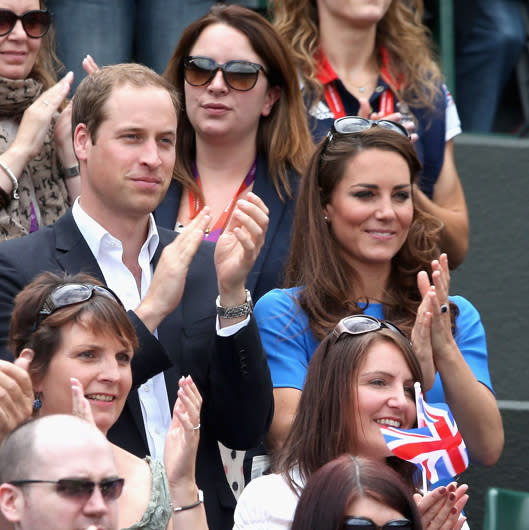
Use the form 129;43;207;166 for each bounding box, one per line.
255;123;503;467
234;314;468;529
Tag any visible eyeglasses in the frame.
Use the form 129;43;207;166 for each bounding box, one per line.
343;517;413;529
9;478;125;502
332;315;408;342
184;55;268;91
0;9;52;39
326;116;410;145
35;283;123;329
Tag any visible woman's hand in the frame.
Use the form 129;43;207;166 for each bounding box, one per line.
414;482;469;529
70;377;95;425
164;376;202;486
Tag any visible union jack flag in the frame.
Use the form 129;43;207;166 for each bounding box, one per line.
380;384;469;484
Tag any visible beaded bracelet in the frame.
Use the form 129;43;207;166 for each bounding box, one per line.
172;489;204;513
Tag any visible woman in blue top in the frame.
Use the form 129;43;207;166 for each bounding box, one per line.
255;119;503;467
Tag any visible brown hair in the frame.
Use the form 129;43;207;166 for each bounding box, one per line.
284;127;455;340
271;0;443;113
8;272;138;382
275;328;423;493
27;0;61;90
72;63;180;143
291;455;423;530
163;3;313;202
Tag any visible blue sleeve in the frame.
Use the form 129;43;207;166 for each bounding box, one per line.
254;288;318;390
426;295;493;402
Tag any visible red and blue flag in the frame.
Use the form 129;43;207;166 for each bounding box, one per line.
380;385;469;484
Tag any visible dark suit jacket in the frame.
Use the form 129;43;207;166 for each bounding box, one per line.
155;154;299;302
0;209;273;530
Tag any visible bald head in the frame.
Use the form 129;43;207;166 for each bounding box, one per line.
0;415;119;530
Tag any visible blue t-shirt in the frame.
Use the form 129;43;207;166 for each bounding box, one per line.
255;287;493;403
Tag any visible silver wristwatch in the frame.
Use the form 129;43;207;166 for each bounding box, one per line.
216;289;253;318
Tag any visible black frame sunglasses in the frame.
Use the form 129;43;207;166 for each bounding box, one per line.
184;55;268;91
332;315;408;343
34;283;123;330
0;9;51;39
9;477;125;502
343;517;413;529
327;116;410;145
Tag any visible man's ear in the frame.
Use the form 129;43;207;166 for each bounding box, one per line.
73;123;91;162
0;483;24;524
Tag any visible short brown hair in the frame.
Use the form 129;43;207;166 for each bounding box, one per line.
72;63;180;143
8;272;138;382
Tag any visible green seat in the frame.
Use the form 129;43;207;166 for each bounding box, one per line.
483;487;529;530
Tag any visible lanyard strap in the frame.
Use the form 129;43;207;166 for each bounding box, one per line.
188;158;257;241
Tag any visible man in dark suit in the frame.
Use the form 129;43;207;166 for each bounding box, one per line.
0;64;273;530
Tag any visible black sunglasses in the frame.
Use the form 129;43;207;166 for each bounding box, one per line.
327;116;410;145
0;9;51;39
332;315;408;343
35;283;123;330
184;55;268;91
344;517;413;529
9;477;125;502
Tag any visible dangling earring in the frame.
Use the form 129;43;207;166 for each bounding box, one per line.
33;392;42;413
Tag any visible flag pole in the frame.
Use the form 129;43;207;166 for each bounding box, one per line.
414;381;428;494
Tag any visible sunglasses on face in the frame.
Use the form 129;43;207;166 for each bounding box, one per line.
9;478;125;502
332;315;408;343
184;55;268;91
344;517;413;529
34;283;123;330
0;9;51;39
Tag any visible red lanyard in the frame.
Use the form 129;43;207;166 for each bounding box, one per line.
188;158;257;242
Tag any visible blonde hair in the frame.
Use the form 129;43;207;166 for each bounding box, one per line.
271;0;443;113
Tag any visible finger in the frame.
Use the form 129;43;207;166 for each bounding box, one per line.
417;270;431;299
70;377;96;424
0;357;33;398
82;54;100;75
41;71;74;111
246;192;270;216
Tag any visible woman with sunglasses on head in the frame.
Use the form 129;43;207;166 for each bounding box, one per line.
235;315;467;529
255;123;502;469
271;0;469;269
156;4;313;302
6;271;209;530
291;455;423;530
0;0;80;240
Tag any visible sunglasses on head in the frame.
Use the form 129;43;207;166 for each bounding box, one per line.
344;517;413;529
0;9;51;39
184;55;268;91
9;477;125;502
326;116;410;145
332;315;408;343
34;283;123;330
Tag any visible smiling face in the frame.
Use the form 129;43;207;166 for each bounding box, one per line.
324;148;413;276
75;83;177;228
0;0;42;80
184;22;279;145
353;338;416;460
34;320;134;435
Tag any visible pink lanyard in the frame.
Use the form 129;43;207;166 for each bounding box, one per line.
188;158;257;242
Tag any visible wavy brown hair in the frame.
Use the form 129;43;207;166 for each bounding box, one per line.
275;329;424;494
28;1;61;90
271;0;442;113
284;127;457;340
164;3;313;202
291;455;423;530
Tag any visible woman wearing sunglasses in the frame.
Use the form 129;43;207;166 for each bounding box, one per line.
291;455;423;530
271;0;469;269
6;272;209;530
255;123;503;469
234;315;467;529
156;4;313;302
0;0;80;240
